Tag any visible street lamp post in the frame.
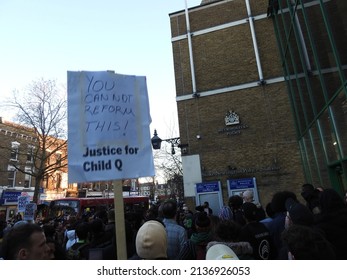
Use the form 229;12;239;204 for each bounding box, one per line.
151;129;187;155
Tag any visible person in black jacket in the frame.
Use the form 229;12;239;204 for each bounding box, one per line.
314;189;347;259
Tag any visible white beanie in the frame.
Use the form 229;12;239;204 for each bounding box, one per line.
136;220;167;259
206;244;239;260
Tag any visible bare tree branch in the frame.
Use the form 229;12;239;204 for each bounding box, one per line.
2;78;67;203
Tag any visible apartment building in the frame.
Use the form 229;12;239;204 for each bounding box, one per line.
0;117;68;219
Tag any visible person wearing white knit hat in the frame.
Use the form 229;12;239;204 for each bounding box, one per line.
135;220;167;260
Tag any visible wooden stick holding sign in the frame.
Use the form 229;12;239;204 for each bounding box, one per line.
113;180;127;260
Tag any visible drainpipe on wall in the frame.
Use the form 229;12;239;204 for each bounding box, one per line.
245;0;265;85
184;0;199;97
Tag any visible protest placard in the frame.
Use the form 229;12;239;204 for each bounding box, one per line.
67;71;155;183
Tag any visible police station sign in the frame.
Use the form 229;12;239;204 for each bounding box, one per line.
67;71;155;183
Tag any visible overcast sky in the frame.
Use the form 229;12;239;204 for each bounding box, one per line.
0;0;201;140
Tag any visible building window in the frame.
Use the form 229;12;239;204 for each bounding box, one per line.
56;152;62;167
24;166;32;188
54;172;62;190
45;149;51;166
27;145;34;162
8;166;16;188
10;141;20;161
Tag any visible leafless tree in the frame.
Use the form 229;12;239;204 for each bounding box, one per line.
4;78;67;204
153;141;184;201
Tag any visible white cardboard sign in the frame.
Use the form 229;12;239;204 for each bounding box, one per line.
67;71;155;183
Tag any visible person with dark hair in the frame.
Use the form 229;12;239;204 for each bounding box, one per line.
88;217;114;259
260;202;275;227
105;208;135;259
43;223;66;260
203;201;213;215
314;188;347;259
239;202;272;260
145;204;159;221
277;197;318;259
301;183;321;214
284;198;314;229
267;191;297;259
281;224;336;260
178;212;213;260
228;195;246;226
0;222;50;260
207;220;253;260
162;200;187;259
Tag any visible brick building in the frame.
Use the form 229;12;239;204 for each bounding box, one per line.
169;0;346;210
0;117;68;219
169;0;303;209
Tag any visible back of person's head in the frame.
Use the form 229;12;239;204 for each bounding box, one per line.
242;202;258;221
89;218;104;235
95;209;108;224
319;188;346;213
42;224;56;239
135;220;167;259
242;190;254;202
265;202;275;218
228;195;243;210
271;191;297;213
145;204;159;221
162;199;177;219
194;211;211;231
281;224;336;260
301;183;320;203
0;223;44;260
301;183;315;193
285;198;314;226
215;220;240;242
75;222;90;240
66;216;78;230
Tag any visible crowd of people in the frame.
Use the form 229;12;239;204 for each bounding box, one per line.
0;184;347;260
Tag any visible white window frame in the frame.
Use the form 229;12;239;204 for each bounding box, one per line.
7;165;16;188
10;141;20;161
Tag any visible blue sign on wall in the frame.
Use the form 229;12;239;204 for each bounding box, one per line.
196;181;220;193
228;178;255;190
1;191;21;203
